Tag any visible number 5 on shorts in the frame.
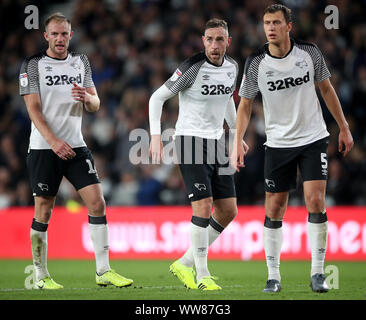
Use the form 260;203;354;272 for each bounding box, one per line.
321;152;327;176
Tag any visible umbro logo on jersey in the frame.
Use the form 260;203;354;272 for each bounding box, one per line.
202;74;210;81
266;71;275;77
45;74;82;86
45;66;53;72
267;71;310;91
295;59;308;69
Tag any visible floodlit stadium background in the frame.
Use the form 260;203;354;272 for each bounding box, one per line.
0;0;365;261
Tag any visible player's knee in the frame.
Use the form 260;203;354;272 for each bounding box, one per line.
305;193;325;213
225;205;237;221
87;197;106;216
266;198;286;219
35;197;54;223
193;197;213;216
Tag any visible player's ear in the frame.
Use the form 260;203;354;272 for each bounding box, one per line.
227;36;232;47
44;31;49;42
287;22;292;32
201;35;205;45
69;30;74;39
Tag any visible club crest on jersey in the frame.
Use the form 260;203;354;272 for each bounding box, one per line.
19;73;28;87
227;72;235;79
70;61;81;70
170;69;182;82
295;59;308;69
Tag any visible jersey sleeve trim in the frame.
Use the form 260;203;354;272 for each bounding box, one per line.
238;47;266;99
164;52;206;94
79;54;95;88
294;39;331;82
19;52;44;96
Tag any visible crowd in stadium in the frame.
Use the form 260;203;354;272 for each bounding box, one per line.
0;0;365;208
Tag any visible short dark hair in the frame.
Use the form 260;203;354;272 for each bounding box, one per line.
204;18;228;34
45;12;71;31
264;4;292;24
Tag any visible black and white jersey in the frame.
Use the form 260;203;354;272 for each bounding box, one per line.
239;39;331;147
165;52;238;139
19;51;95;149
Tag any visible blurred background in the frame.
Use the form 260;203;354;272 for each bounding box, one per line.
1;0;365;208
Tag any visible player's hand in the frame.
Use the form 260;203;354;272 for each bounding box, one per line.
230;139;247;172
338;127;354;157
149;135;163;164
50;138;76;160
71;82;87;103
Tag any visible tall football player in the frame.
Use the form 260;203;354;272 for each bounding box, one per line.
19;13;133;289
149;18;248;290
231;4;353;293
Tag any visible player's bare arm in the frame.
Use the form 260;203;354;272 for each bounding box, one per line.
230;97;253;172
71;83;100;112
317;78;354;157
24;93;75;160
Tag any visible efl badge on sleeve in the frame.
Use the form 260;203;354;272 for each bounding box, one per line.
20;73;28;87
170;69;182;82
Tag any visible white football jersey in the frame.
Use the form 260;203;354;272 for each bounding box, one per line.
19;51;95;149
239;39;331;147
165;52;238;140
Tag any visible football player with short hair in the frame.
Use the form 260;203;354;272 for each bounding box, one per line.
231;4;353;293
149;18;248;290
20;12;133;289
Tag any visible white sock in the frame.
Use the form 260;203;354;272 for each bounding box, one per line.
263;224;282;282
180;221;222;268
88;215;110;275
308;221;328;276
190;222;210;281
30;225;49;282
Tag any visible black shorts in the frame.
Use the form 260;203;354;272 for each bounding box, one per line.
26;147;100;197
264;137;329;193
175;135;236;202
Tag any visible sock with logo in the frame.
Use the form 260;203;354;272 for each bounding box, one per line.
30;218;50;282
308;212;328;276
263;216;283;282
88;215;110;275
190;216;210;282
180;216;225;268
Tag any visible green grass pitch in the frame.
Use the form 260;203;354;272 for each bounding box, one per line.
0;260;365;300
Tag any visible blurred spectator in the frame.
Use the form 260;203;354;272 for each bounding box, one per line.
1;0;365;206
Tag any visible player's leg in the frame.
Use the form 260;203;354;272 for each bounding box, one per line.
303;180;329;292
31;196;65;289
67;147;132;287
170;136;220;289
263;191;288;292
300;137;329;292
26;149;63;289
262;145;297;293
